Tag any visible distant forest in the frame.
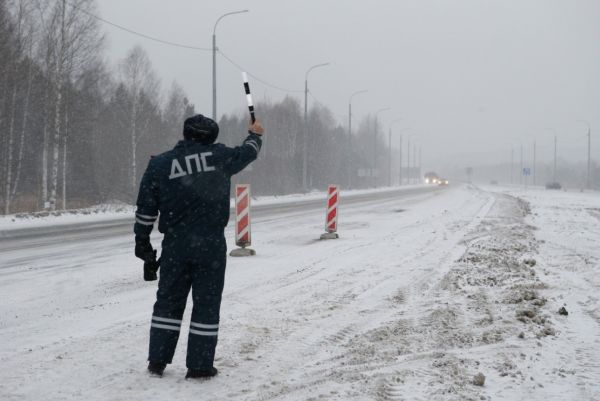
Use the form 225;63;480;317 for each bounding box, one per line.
0;0;402;215
2;1;595;215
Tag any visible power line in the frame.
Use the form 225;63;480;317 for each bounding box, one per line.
218;49;303;94
66;0;211;51
67;1;304;95
68;1;335;110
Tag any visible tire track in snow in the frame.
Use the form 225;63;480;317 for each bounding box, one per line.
230;189;496;401
316;190;551;401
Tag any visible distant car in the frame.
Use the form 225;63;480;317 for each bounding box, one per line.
490;180;498;185
438;178;449;186
424;171;440;184
545;182;562;190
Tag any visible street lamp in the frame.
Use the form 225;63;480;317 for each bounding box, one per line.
394;127;411;185
522;134;536;186
373;107;390;186
577;120;592;189
543;128;559;184
213;9;249;120
510;145;514;185
509;137;524;186
303;62;330;191
406;133;418;184
388;118;403;187
348;90;368;188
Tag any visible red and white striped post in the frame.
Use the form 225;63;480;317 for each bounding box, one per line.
230;184;256;256
320;185;339;240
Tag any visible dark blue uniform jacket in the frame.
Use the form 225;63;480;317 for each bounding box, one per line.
134;133;262;239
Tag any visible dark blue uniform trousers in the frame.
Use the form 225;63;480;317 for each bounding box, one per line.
148;233;226;369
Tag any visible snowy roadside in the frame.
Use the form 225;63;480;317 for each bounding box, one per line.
1;185;599;400
482;186;600;400
0;185;426;236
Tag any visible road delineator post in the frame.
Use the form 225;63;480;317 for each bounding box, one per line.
230;184;256;257
320;185;339;240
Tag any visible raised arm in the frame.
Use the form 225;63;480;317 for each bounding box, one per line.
223;120;265;175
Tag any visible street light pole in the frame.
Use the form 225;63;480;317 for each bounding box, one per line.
588;126;591;189
578;120;592;189
399;135;403;185
510;147;514;185
407;137;411;185
405;133;419;185
523;134;536;186
348;90;367;188
303;62;330;191
533;139;537;187
554;135;557;183
413;143;416;184
520;143;523;186
387;118;403;187
395;128;411;185
544;128;559;185
373;108;390;187
419;146;422;182
212;9;249;120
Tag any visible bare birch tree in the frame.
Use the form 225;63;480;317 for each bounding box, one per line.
119;45;159;196
2;0;36;214
35;0;102;210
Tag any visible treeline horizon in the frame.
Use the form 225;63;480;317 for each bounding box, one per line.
0;0;402;215
2;1;596;216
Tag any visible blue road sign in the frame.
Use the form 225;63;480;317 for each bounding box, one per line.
523;167;531;176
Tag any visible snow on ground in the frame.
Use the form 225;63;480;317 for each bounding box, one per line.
0;185;599;400
0;186;423;234
0;203;134;233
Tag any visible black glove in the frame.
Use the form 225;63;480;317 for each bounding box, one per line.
143;250;160;281
135;237;154;261
135;237;160;281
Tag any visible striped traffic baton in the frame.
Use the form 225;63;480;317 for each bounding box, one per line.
230;184;256;256
320;185;340;240
242;72;256;123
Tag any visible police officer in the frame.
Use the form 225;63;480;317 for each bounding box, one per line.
134;114;264;379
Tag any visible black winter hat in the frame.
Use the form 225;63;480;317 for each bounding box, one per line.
183;114;219;144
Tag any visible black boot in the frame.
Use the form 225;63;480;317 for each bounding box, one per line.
185;367;218;379
147;361;167;376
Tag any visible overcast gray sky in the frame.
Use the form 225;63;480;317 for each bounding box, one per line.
96;0;599;170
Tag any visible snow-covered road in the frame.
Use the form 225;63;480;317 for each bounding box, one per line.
1;185;599;401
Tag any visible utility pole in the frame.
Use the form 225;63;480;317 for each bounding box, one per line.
588;126;592;189
304;79;308;190
213;10;249;120
373;108;390;187
303;62;330;191
520;143;523;186
399;134;403;185
554;135;557;183
533;140;537;187
373;117;377;187
419;147;422;182
407;138;411;185
581;121;591;189
212;34;216;119
413;142;417;184
348;90;367;189
348;102;352;189
510;147;514;185
388;118;403;186
388;128;392;187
